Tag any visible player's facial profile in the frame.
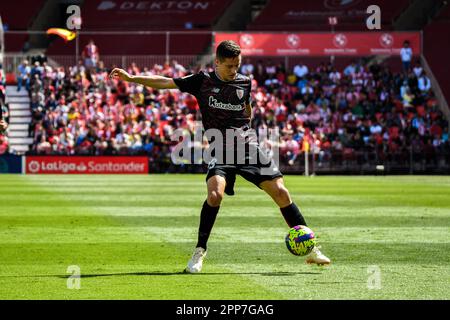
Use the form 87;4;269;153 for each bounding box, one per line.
216;56;241;81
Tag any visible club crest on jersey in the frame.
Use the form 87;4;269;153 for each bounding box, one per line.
236;89;244;100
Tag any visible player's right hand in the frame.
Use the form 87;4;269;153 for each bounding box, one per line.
109;68;132;82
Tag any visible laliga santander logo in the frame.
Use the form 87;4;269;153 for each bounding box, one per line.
26;158;147;174
333;33;348;48
28;159;87;173
286;34;300;49
28;161;40;173
77;162;87;172
379;33;394;48
239;34;255;49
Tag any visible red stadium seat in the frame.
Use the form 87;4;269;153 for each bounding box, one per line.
424;19;450;104
0;0;46;52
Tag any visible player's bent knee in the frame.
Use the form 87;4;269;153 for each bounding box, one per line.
207;191;223;207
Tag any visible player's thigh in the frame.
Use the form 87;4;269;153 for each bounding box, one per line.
206;175;226;206
206;162;236;194
238;162;283;190
260;177;292;207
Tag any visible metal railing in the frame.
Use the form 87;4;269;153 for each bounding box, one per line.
3;53;212;74
143;149;450;175
47;54;205;69
281;149;450;175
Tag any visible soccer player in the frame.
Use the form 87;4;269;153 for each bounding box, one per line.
109;40;331;273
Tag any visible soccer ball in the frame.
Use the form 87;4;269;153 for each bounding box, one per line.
285;225;316;256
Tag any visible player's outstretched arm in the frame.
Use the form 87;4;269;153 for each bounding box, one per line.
109;68;178;89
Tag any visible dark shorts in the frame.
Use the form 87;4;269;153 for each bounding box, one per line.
205;157;283;195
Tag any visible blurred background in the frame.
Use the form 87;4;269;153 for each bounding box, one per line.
0;0;449;175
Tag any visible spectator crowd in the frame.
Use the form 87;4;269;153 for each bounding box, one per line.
0;63;9;155
5;54;449;169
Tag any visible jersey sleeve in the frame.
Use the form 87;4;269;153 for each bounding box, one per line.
173;72;205;96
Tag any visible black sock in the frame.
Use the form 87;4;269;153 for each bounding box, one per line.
196;200;220;250
280;202;307;228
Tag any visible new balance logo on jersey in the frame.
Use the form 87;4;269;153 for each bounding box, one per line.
211;88;220;93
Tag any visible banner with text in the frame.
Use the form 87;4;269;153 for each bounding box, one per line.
26;156;148;174
215;32;421;56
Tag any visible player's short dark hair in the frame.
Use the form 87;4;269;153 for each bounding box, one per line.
216;40;241;62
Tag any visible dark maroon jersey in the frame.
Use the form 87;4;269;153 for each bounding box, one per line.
174;71;252;132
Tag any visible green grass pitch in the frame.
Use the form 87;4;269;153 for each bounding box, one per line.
0;174;449;299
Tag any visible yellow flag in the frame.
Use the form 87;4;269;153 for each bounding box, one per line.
302;140;310;153
46;28;76;42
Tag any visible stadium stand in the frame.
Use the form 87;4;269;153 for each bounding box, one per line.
81;0;232;31
21;56;448;172
248;0;411;31
1;0;449;173
46;0;230;56
424;1;450;108
0;64;9;154
46;33;212;56
0;0;46;52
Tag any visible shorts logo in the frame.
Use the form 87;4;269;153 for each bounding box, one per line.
236;89;244;100
208;158;217;170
